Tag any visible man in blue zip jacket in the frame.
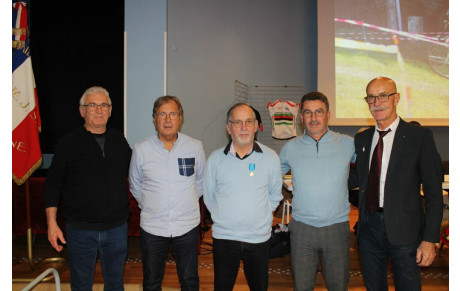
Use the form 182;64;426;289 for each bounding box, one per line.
280;92;355;291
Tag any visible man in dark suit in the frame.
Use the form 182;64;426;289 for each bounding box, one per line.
349;77;443;290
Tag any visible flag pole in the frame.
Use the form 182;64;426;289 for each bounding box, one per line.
25;179;34;268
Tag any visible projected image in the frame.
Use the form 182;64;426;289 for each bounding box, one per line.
334;0;448;120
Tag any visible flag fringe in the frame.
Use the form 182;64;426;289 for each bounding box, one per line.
12;157;42;186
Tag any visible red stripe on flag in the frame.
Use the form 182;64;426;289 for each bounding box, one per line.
12;107;42;185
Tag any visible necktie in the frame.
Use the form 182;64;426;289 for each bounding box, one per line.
366;129;391;213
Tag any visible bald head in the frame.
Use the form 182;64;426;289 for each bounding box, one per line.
366;77;397;94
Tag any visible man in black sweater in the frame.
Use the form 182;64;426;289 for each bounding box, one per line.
44;86;132;291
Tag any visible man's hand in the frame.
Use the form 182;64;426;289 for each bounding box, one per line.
46;207;66;252
416;241;436;267
47;221;66;252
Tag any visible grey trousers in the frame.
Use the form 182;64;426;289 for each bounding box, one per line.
289;219;350;291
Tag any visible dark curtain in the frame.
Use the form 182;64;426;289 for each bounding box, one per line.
29;0;125;153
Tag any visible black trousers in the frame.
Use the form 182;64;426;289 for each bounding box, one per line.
212;237;271;291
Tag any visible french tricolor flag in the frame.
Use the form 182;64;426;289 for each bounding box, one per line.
12;0;42;185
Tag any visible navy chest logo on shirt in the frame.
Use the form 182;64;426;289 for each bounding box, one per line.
178;158;195;177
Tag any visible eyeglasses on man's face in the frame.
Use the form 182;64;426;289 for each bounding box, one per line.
228;119;256;128
81;103;112;111
302;109;326;118
364;92;397;104
156;111;179;120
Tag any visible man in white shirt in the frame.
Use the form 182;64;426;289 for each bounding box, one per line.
129;96;206;291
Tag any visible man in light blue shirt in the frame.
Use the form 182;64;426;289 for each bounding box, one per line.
280;92;355;291
129;96;206;291
204;103;283;291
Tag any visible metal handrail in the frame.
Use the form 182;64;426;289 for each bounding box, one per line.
20;268;61;291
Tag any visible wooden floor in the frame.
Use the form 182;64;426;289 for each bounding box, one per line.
12;207;449;290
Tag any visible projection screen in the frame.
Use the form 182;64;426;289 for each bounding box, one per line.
318;0;449;126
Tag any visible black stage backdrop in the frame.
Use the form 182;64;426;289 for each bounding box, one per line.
29;0;125;153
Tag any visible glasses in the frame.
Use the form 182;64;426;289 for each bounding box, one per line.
228;119;256;128
364;92;397;104
81;103;112;111
302;109;326;118
156;111;179;120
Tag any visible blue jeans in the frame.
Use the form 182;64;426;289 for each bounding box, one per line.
66;222;128;291
358;211;421;291
213;237;271;291
289;219;350;291
140;225;199;291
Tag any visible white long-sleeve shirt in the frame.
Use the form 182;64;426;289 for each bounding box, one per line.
129;133;206;237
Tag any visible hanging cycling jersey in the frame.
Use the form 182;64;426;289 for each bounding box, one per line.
267;100;300;139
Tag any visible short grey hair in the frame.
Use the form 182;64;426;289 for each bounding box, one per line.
226;103;256;123
79;86;112;105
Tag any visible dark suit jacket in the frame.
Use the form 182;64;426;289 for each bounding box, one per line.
349;119;443;246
